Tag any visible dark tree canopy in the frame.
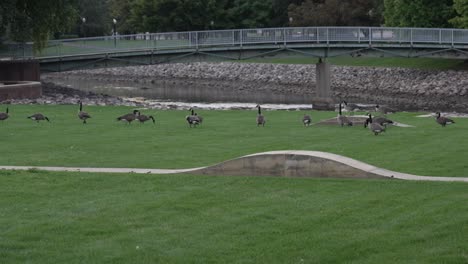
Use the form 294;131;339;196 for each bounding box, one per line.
288;0;383;27
1;0;78;50
450;0;468;28
384;0;455;28
77;0;110;37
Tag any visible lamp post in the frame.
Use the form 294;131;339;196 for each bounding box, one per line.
81;17;86;38
112;18;117;48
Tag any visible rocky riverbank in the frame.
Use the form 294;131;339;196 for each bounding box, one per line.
42;62;468;112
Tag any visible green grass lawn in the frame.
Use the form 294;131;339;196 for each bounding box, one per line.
245;57;468;70
0;170;467;263
36;39;190;57
1;104;467;177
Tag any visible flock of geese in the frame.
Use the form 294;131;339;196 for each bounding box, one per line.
0;101;456;133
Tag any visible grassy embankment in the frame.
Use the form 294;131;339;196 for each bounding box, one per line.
0;105;467;177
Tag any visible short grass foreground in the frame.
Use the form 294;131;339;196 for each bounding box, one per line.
0;105;467;177
1;170;467;263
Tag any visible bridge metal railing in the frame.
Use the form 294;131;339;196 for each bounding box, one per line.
1;27;468;60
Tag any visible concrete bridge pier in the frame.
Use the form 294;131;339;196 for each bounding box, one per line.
313;58;333;110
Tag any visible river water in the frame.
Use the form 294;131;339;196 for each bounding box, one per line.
46;76;314;105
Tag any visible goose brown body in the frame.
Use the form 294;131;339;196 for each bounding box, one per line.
78;101;91;124
435;112;455;127
137;113;155;124
256;105;266;127
28;113;49;122
0;107;8;121
302;114;311;126
117;110;139;123
337;102;353;126
367;114;385;135
186;108;200;127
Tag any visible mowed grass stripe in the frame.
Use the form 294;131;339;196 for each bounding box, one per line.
0;104;467;177
0;170;467;263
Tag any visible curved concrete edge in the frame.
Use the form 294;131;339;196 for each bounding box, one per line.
1;151;467;182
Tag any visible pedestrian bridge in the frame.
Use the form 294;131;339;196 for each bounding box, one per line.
2;26;468;72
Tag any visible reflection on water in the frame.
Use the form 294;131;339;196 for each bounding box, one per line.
48;77;313;104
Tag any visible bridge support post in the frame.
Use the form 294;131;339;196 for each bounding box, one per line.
314;59;333;110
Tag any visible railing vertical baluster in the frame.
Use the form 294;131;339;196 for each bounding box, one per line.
315;28;318;43
439;29;442;44
283;28;286;46
240;30;243;48
195;32;199;50
410;28;413;46
451;29;454;46
369;27;372;46
358;27;361;43
326;28;329;45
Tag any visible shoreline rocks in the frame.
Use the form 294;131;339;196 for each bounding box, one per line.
8;62;468;112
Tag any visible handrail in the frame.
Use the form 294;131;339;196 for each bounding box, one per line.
2;26;468;59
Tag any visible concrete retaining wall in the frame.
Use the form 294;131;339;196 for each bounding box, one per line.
191;152;388;179
0;81;42;101
0;60;40;81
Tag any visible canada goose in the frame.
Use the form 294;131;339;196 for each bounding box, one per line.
435;112;455;127
194;112;203;124
0;107;9;121
367;114;385;135
256;105;266;126
28;113;49;122
78;101;91;124
365;115;393;128
189;107;203;125
337;102;353;126
136;111;155;124
302;114;311;126
342;100;358;115
117;110;139;124
375;104;396;114
186;108;200;128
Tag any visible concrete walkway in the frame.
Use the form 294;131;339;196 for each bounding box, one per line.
1;151;467;183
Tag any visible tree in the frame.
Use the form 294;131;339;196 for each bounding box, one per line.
384;0;455;28
77;0;110;37
0;0;78;51
450;0;468;28
129;0;275;33
288;0;382;27
108;0;137;35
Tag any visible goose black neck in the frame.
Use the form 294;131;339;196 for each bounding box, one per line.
339;103;342;115
257;106;261;115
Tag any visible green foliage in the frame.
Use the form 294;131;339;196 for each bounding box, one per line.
450;0;468;28
130;0;219;32
288;0;383;26
129;0;276;32
1;0;78;51
384;0;455;28
108;0;137;34
77;0;110;37
1;170;468;263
